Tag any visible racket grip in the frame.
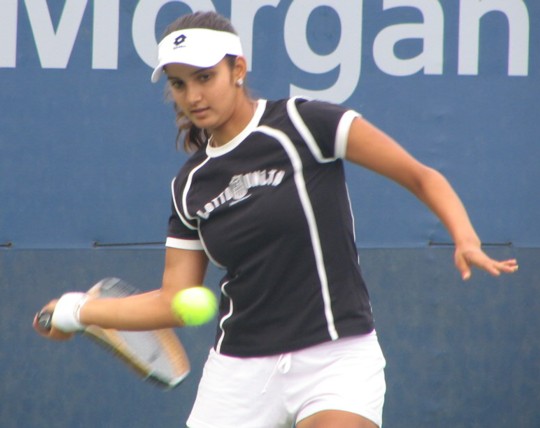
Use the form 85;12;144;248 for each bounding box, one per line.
37;311;53;331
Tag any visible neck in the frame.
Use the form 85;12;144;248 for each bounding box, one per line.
209;96;257;147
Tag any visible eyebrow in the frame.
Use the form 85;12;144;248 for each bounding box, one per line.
192;67;213;75
166;66;214;81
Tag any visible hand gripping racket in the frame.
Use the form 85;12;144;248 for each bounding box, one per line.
37;277;190;389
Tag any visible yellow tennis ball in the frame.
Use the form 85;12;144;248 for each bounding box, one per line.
171;287;217;326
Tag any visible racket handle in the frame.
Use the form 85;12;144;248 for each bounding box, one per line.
37;311;53;331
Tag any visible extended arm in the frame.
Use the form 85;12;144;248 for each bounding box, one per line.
345;117;518;280
34;247;209;338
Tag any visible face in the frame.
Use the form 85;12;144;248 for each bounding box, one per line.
165;58;242;133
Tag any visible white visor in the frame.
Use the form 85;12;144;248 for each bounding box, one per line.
151;28;243;83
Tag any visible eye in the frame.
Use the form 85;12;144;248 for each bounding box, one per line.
197;71;213;83
169;78;185;90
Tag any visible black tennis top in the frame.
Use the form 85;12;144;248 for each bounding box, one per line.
166;97;374;357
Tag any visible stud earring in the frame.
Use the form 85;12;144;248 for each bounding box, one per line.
236;78;244;87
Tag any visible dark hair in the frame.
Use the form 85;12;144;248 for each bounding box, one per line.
162;10;236;37
162;11;241;152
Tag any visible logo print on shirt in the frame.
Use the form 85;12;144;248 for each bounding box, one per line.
228;175;252;206
197;169;285;219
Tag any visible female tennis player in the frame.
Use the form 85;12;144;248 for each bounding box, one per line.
34;11;518;428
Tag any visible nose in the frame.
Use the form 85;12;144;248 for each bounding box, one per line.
185;83;202;106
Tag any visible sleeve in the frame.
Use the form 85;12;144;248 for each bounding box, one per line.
166;178;204;251
290;97;361;161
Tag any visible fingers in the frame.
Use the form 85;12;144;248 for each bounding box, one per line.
479;258;518;277
33;300;75;341
455;248;519;281
494;258;519;275
33;314;75;340
33;301;56;333
455;252;472;281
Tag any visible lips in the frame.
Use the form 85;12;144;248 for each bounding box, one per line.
190;107;210;118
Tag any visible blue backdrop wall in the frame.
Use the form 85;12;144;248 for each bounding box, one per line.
1;1;538;427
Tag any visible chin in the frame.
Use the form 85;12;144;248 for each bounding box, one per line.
190;117;215;130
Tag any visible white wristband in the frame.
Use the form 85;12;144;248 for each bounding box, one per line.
51;292;88;332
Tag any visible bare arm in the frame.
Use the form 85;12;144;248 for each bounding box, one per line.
36;248;208;337
345;117;518;280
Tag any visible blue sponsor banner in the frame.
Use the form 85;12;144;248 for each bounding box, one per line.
1;0;538;248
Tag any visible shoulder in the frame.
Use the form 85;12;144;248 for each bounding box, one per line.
260;97;355;129
285;97;361;160
292;97;354;120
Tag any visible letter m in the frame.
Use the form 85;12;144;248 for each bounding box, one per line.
26;0;87;68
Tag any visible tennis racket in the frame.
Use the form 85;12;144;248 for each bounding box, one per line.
37;277;190;389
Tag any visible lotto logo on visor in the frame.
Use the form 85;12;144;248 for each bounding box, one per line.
174;34;187;46
151;28;243;83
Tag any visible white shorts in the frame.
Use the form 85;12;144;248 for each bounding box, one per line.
187;331;386;428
